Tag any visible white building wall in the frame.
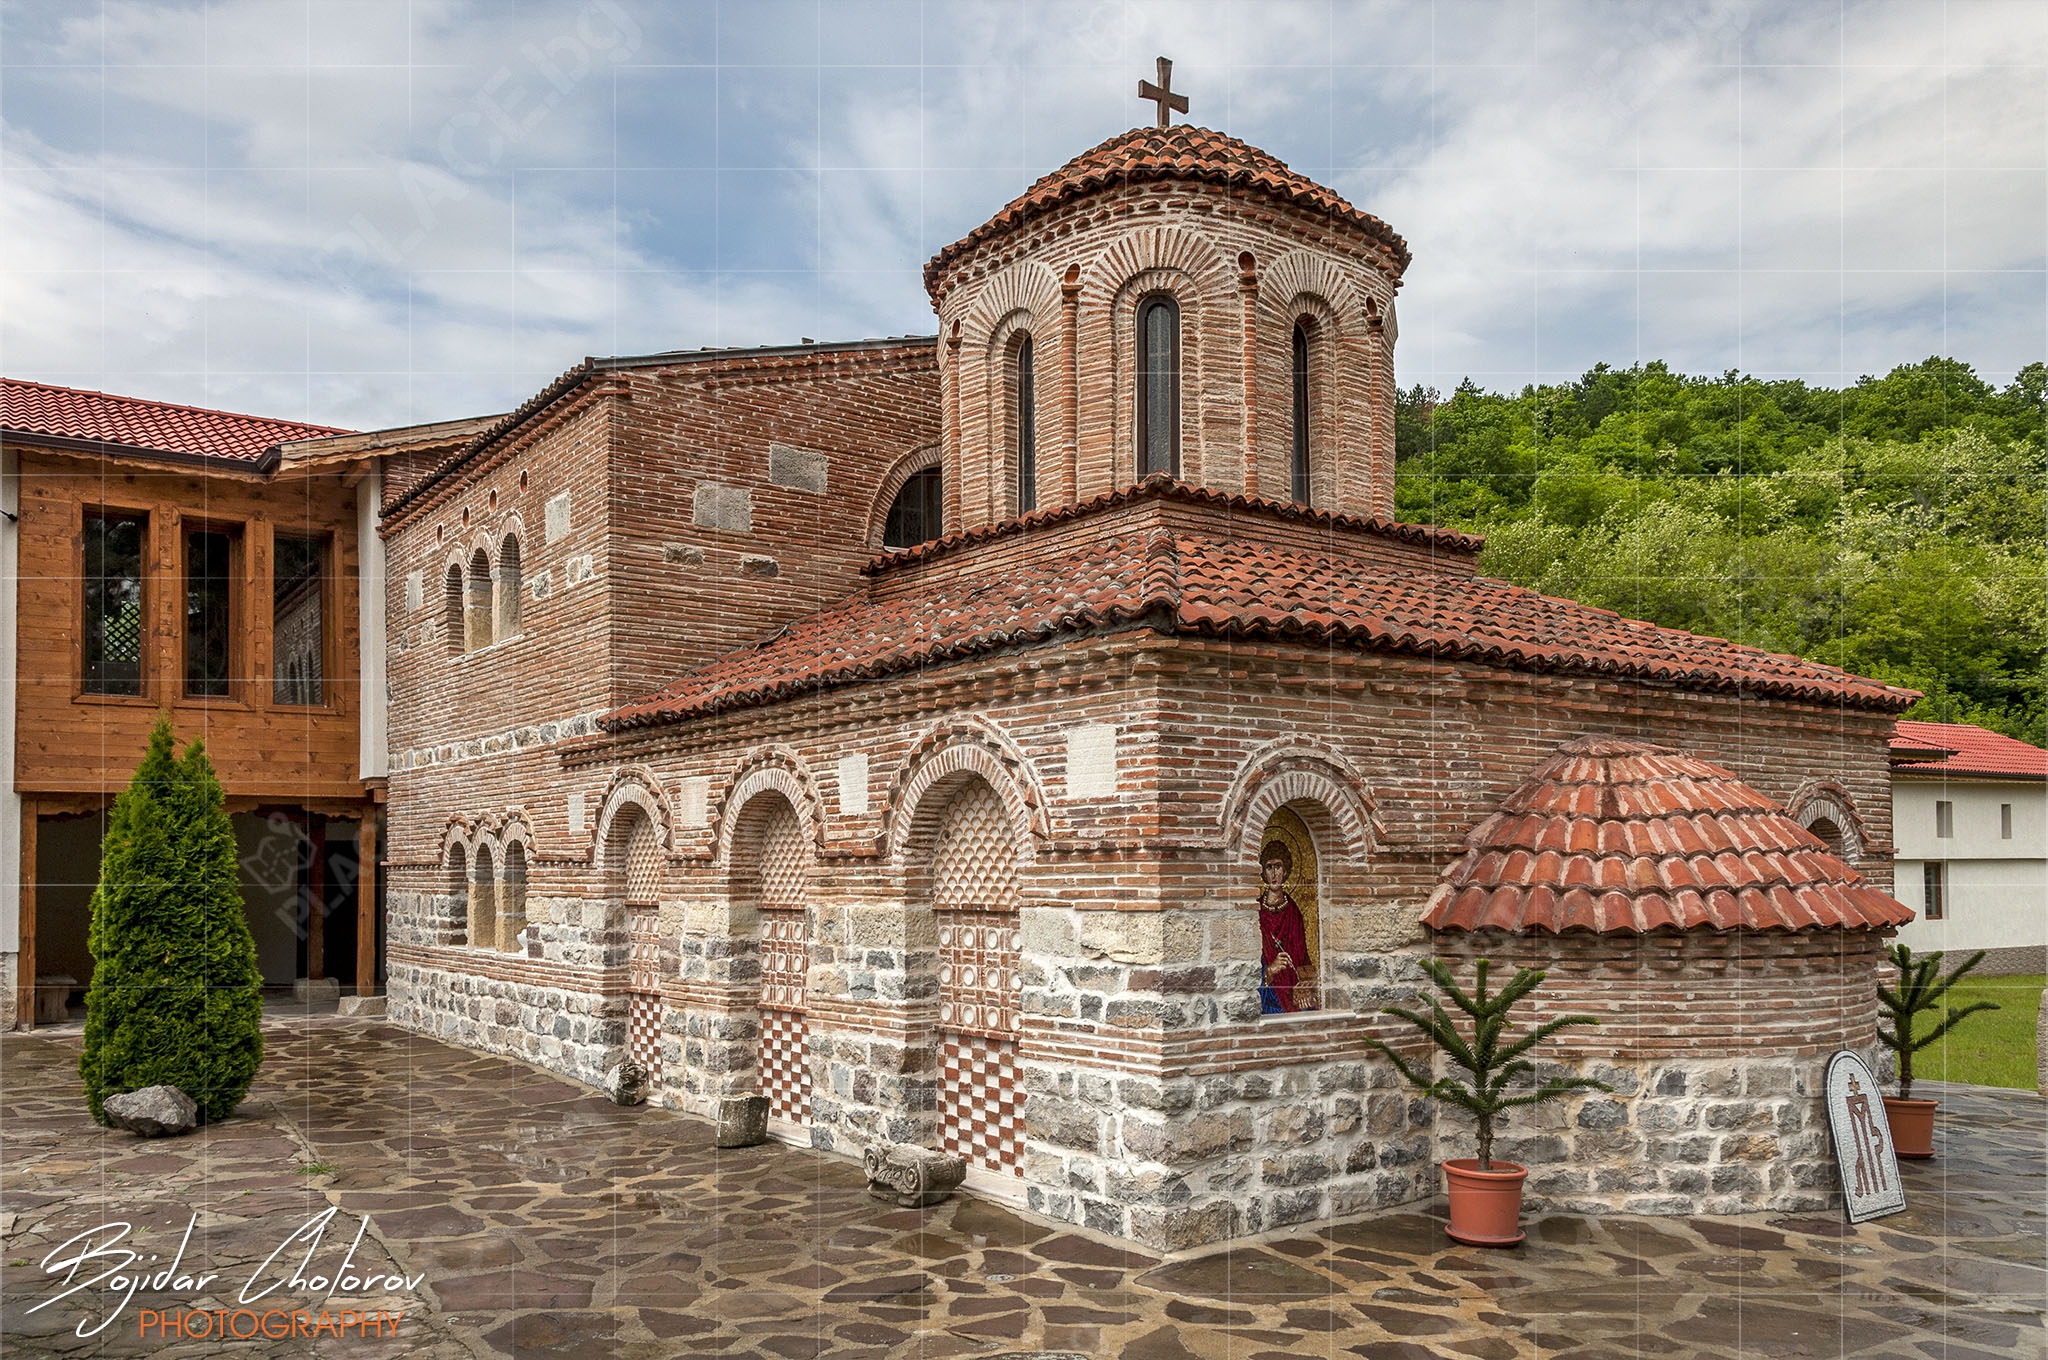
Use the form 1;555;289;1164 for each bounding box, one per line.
1;446;19;1023
1893;776;2047;969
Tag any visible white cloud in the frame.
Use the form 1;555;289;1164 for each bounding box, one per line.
1;0;2042;432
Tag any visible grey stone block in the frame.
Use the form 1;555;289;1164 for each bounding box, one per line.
767;443;829;493
293;978;342;1004
603;1060;650;1106
692;481;752;532
716;1094;770;1147
336;995;386;1018
104;1085;198;1137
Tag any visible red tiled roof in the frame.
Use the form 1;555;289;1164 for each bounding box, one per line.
0;378;346;465
863;478;1484;573
1423;736;1913;935
924;125;1410;291
1891;720;2048;780
603;508;1917;730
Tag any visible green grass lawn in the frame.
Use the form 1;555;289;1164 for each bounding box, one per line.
1905;973;2043;1091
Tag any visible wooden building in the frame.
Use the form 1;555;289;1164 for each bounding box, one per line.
0;380;479;1028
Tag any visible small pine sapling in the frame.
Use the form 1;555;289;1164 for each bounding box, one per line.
1368;957;1612;1171
1876;943;1999;1100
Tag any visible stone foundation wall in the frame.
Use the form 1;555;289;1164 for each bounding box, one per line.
385;956;622;1089
1971;944;2046;977
1453;1048;1886;1217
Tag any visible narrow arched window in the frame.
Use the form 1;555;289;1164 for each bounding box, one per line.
470;842;497;953
1136;295;1180;478
1014;336;1038;514
465;548;493;650
447;842;469;946
1291;321;1312;505
501;840;528;953
495;534;522;638
443;564;466;653
883;466;943;548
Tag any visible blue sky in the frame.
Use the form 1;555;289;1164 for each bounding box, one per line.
2;0;2043;431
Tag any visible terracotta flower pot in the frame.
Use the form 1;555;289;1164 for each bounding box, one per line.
1443;1158;1528;1247
1883;1095;1938;1160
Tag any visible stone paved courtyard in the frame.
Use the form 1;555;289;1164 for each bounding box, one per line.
2;1009;2042;1359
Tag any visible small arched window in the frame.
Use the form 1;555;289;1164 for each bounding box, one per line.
443;564;465;653
501;840;528;954
469;842;497;952
447;841;469;946
465;548;493;650
883;467;943;548
1136;295;1180;478
1808;817;1845;858
495;534;522;638
1291;321;1313;505
1013;335;1038;514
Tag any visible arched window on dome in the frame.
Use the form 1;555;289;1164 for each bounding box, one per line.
1011;334;1038;514
495;533;522;638
443;563;465;653
883;467;943;548
1291;321;1313;505
1136;295;1181;478
465;548;493;650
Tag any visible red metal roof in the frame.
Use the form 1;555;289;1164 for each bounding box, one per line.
602;500;1918;731
1423;736;1913;935
1891;720;2048;780
924;125;1410;291
0;378;346;465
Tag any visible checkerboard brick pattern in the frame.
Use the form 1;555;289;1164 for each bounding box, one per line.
757;904;811;1123
758;1007;811;1124
627;904;663;1077
941;1032;1020;1175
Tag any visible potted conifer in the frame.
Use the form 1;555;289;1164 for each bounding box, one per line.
1368;957;1609;1246
81;718;265;1126
1875;943;1999;1159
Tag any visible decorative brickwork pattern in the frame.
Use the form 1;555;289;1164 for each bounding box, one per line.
938;913;1022;1037
931;783;1022;911
627;904;663;1078
758;1005;812;1124
941;1032;1021;1174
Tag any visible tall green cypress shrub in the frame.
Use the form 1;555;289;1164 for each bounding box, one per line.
81;717;264;1124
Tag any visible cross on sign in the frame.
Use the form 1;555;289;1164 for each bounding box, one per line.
1139;56;1189;128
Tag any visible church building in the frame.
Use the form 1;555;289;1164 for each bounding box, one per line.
374;80;1917;1250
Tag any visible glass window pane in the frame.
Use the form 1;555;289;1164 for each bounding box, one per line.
1016;337;1037;514
884;467;943;548
84;513;145;695
273;535;324;705
1291;323;1311;504
1139;298;1179;477
184;529;233;697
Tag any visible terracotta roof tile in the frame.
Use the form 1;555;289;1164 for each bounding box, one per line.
1890;720;2047;780
925;125;1410;291
1422;736;1913;935
603;500;1918;731
1;378;346;464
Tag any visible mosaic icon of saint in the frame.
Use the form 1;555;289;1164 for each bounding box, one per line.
1257;841;1317;1013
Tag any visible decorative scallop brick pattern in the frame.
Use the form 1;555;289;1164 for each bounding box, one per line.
1423;735;1913;935
758;811;808;908
931;783;1021;911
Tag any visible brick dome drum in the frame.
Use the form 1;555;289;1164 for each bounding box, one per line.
1423;736;1914;935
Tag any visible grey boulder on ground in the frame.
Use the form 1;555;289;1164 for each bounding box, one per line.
103;1085;198;1137
603;1060;649;1106
336;994;386;1018
715;1095;769;1147
864;1143;967;1207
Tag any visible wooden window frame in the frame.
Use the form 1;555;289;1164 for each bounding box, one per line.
180;518;245;704
1922;860;1946;920
77;504;153;703
270;529;335;709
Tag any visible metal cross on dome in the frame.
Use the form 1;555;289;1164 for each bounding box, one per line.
1139;56;1189;128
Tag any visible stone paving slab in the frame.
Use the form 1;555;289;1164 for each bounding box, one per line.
3;1013;2042;1358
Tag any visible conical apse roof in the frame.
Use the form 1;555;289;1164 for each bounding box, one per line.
1422;736;1913;935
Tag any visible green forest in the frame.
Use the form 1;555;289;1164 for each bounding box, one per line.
1391;358;2048;745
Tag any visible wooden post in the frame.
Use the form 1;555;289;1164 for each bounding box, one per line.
355;813;377;998
305;813;326;980
16;800;35;1031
